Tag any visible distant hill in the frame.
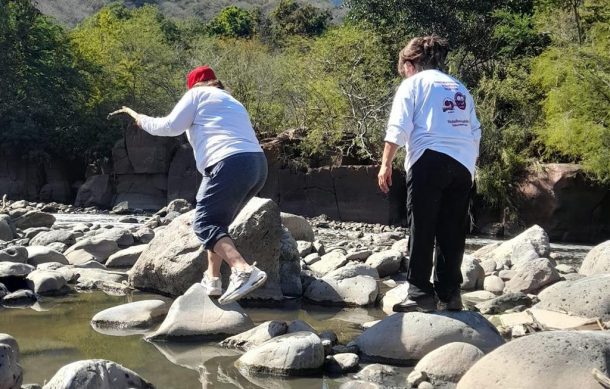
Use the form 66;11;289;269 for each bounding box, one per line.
35;0;344;27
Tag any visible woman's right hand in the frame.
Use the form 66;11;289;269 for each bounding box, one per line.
378;164;393;194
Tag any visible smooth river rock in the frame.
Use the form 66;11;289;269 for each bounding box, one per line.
355;311;504;365
42;359;153;389
29;230;76;247
364;250;402;278
0;342;22;389
280;212;315;242
304;263;379;306
503;257;560;294
0;247;28;264
26;246;69;266
0;262;34;278
410;342;484;386
457;331;610;389
220;320;288;351
579;240;610;275
479;225;550;267
91;300;169;329
25;270;68;295
147;283;253;340
309;250;349;276
235;331;325;376
105;245;146;268
13;211;55;230
64;237;120;265
460;255;485;290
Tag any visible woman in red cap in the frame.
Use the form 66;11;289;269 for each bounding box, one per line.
114;66;268;304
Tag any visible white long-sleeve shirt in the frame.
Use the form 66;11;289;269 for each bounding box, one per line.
385;69;481;177
138;86;263;173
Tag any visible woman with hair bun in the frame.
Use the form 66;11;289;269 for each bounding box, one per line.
377;36;481;313
111;65;268;304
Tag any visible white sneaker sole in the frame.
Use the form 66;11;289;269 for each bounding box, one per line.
218;269;267;305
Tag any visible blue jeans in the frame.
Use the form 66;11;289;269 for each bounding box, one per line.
193;152;268;250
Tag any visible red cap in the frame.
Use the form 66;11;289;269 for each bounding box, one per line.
187;66;217;89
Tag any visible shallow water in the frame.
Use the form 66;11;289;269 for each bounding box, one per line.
0;291;403;388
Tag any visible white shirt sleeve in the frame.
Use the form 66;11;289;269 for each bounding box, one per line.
384;81;415;147
469;94;481;157
137;90;197;137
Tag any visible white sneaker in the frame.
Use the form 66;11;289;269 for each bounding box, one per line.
201;272;222;297
218;263;267;305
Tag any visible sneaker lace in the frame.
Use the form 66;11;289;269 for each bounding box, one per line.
230;262;256;284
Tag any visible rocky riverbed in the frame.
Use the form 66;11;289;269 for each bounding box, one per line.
0;198;608;389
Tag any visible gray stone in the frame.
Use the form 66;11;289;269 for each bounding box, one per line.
381;282;409;314
461;290;498;308
413;342;484;385
13;211;55;230
48;242;68;253
479;225;550;267
74;268;127;285
0;246;28;264
476;292;532;315
0;342;22;389
2;289;37;306
297;241;314;257
29;230;76;247
483;275;505;294
91;300;169;329
26;270;68;295
325;353;359;374
339;380;380;389
498;269;516;281
310;250;348;275
287;319;317;334
0;219;14;241
0;334;19;361
457;331;610;389
166;199;192;214
304;263;379;306
220;320;288;351
105;245;146;268
354;364;405;387
303;253;321;265
406;370;427;387
536;273;610;320
281;212;315;242
346;250;373;262
94;228;135;248
74;175;114;208
42;359;153;389
503;258;560;294
26;246;68;266
480;259;500;275
23;227;49;240
132;227;154;244
0;283;7;299
355;311;504;365
279;227;302;297
391;239;408;256
555;264;577;274
365;250;402;278
579;240;610;275
235;331;324;376
461;255;485;290
64;237;120;265
147;283;253;340
129;197;284;300
0;262;34;277
313;240;325;255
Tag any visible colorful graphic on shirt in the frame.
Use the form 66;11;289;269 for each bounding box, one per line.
443;98;455;112
442;92;467;113
455;92;466;110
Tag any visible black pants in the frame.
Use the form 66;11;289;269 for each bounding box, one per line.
406;149;472;302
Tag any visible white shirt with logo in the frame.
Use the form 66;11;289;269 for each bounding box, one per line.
385;69;481;177
138;86;263;174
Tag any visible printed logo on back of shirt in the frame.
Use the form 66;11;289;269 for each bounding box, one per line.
442;92;467;113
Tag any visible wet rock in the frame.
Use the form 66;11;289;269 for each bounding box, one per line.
279;227;303;297
304;263;379;306
25;270;68;295
91;300;169;329
381;282;409;314
42;359;153;389
0;262;34;278
64;237;120;265
325;353;359;374
457;331;610;389
310;250;348;275
483;275;505;294
461;255;485;290
74;268;127;285
130;197;284;300
353;364;405;387
0;341;22;389
503;258;560;294
365;250;402;278
13;211;55;230
29;230;76;247
579;240;610;275
220;320;288;351
26;246;68;266
476;292;532;315
287;319;317;334
355;312;504;365
105;245;146;268
281;212;315;242
2;290;37;306
235;331;324;376
147;283;253;340
0;246;28;264
411;342;484;386
536;273;610;320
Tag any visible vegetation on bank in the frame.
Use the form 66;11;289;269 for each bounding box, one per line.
0;0;609;211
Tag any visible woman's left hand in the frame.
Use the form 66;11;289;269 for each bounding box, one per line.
107;106;139;123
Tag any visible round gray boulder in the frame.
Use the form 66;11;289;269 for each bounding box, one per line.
503;257;560;294
281;212;315;242
461;255;485;290
42;359;153;389
580;240;610;275
0;247;28;264
29;230;76;247
26;246;68;266
365;250;402;278
411;342;484;385
220;320;288;351
91;300;169;330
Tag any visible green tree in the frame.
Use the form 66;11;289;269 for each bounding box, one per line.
271;0;331;38
208;6;254;38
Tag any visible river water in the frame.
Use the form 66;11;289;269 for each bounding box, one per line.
0;213;593;387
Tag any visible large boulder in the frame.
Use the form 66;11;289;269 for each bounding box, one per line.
167;144;200;204
0;262;34;278
25;269;68;295
29;230;76;247
105;245;146;268
411;342;484;386
235;331;325;376
461;255;485;290
129;197;284;300
355;311;504;365
93;228;134;248
220;320;288;351
304;263;379;306
478;225;550;267
13;210;55;230
280;212;315;242
42;359;153;389
579;240;610;275
364;250;402;278
0;341;22;389
278;227;303;297
147;283;253;340
503;257;561;294
535;273;610;320
0;247;28;263
74;174;114;208
64;237;120;265
457;331;610;389
91;300;169;330
26;246;69;266
309;250;349;276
